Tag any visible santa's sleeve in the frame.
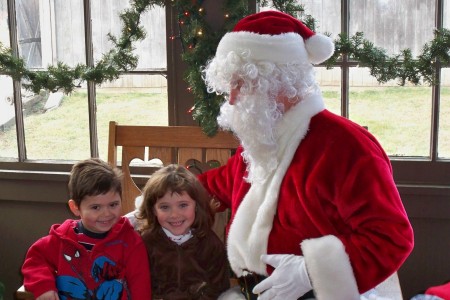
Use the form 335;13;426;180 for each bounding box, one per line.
301;153;413;297
301;235;406;300
198;146;244;209
302;235;359;300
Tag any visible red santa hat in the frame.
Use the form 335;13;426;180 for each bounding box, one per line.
215;10;334;65
425;281;450;299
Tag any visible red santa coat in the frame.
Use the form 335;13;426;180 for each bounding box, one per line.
199;98;414;299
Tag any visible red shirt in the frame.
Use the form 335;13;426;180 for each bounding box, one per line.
22;217;151;299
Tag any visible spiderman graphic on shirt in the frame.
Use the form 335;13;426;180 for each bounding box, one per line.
56;246;126;300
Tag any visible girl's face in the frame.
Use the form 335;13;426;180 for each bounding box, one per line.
69;190;122;234
154;190;196;236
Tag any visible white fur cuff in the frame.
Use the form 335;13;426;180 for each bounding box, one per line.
301;235;360;300
218;286;246;300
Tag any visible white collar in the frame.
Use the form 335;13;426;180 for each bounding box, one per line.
162;227;193;245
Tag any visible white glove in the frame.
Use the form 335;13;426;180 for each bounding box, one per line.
252;254;312;300
360;289;393;300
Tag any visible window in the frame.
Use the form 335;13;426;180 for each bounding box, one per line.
439;68;450;158
259;0;450;160
0;0;168;162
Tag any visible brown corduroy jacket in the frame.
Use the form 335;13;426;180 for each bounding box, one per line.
142;228;230;300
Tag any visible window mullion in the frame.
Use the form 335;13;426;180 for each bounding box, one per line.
83;0;98;158
340;0;350;118
7;0;26;161
430;66;441;161
429;0;444;161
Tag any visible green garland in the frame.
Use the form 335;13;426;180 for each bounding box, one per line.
0;0;449;135
173;0;253;135
325;29;450;86
0;0;150;94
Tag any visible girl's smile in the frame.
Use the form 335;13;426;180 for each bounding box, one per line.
154;190;196;236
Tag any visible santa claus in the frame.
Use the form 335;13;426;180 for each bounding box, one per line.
199;10;414;300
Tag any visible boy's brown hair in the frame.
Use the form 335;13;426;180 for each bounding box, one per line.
138;164;215;237
68;158;122;206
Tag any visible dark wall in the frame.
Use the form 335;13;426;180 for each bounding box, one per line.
0;171;73;300
1;170;450;300
397;185;450;298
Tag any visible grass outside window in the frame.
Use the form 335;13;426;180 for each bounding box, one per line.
0;86;449;160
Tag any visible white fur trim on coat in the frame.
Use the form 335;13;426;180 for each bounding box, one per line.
301;235;360;300
218;286;246;300
227;94;325;276
366;272;403;300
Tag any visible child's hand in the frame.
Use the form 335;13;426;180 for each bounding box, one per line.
36;290;60;300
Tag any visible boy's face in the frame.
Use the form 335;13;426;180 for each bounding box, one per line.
69;190;122;234
154;190;196;236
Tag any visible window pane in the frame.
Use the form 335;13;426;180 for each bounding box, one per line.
15;0;85;68
91;1;166;70
0;0;9;47
438;68;450;159
15;0;42;68
20;0;89;160
349;68;431;157
297;0;341;39
97;74;168;160
260;1;341;40
52;0;85;66
0;2;15;158
24;88;91;160
349;0;435;57
444;0;449;28
316;66;341;115
0;76;17;159
91;1;168;161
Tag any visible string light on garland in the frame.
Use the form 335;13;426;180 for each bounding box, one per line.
0;0;449;136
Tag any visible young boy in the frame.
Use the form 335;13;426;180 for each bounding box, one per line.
21;158;151;300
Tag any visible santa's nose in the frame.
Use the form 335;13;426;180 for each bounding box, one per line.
229;88;240;105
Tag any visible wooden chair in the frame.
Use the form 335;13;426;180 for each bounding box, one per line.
14;285;33;300
15;121;239;300
107;121;240;241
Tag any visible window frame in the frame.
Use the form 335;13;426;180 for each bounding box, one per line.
336;0;450;185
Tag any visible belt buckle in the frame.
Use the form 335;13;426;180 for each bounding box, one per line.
239;270;261;300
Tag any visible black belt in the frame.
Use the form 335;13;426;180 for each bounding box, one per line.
237;271;315;300
238;271;266;300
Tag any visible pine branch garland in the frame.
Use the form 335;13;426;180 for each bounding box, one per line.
325;29;450;85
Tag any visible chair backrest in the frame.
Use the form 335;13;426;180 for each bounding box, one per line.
14;123;239;300
107;121;240;241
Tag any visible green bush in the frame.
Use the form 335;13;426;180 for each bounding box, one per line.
0;281;4;300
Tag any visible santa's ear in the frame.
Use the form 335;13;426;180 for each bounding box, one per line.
68;199;80;216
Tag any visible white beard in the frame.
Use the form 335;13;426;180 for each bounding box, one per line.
217;93;283;184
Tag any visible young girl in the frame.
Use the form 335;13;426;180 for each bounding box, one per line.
138;164;230;300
